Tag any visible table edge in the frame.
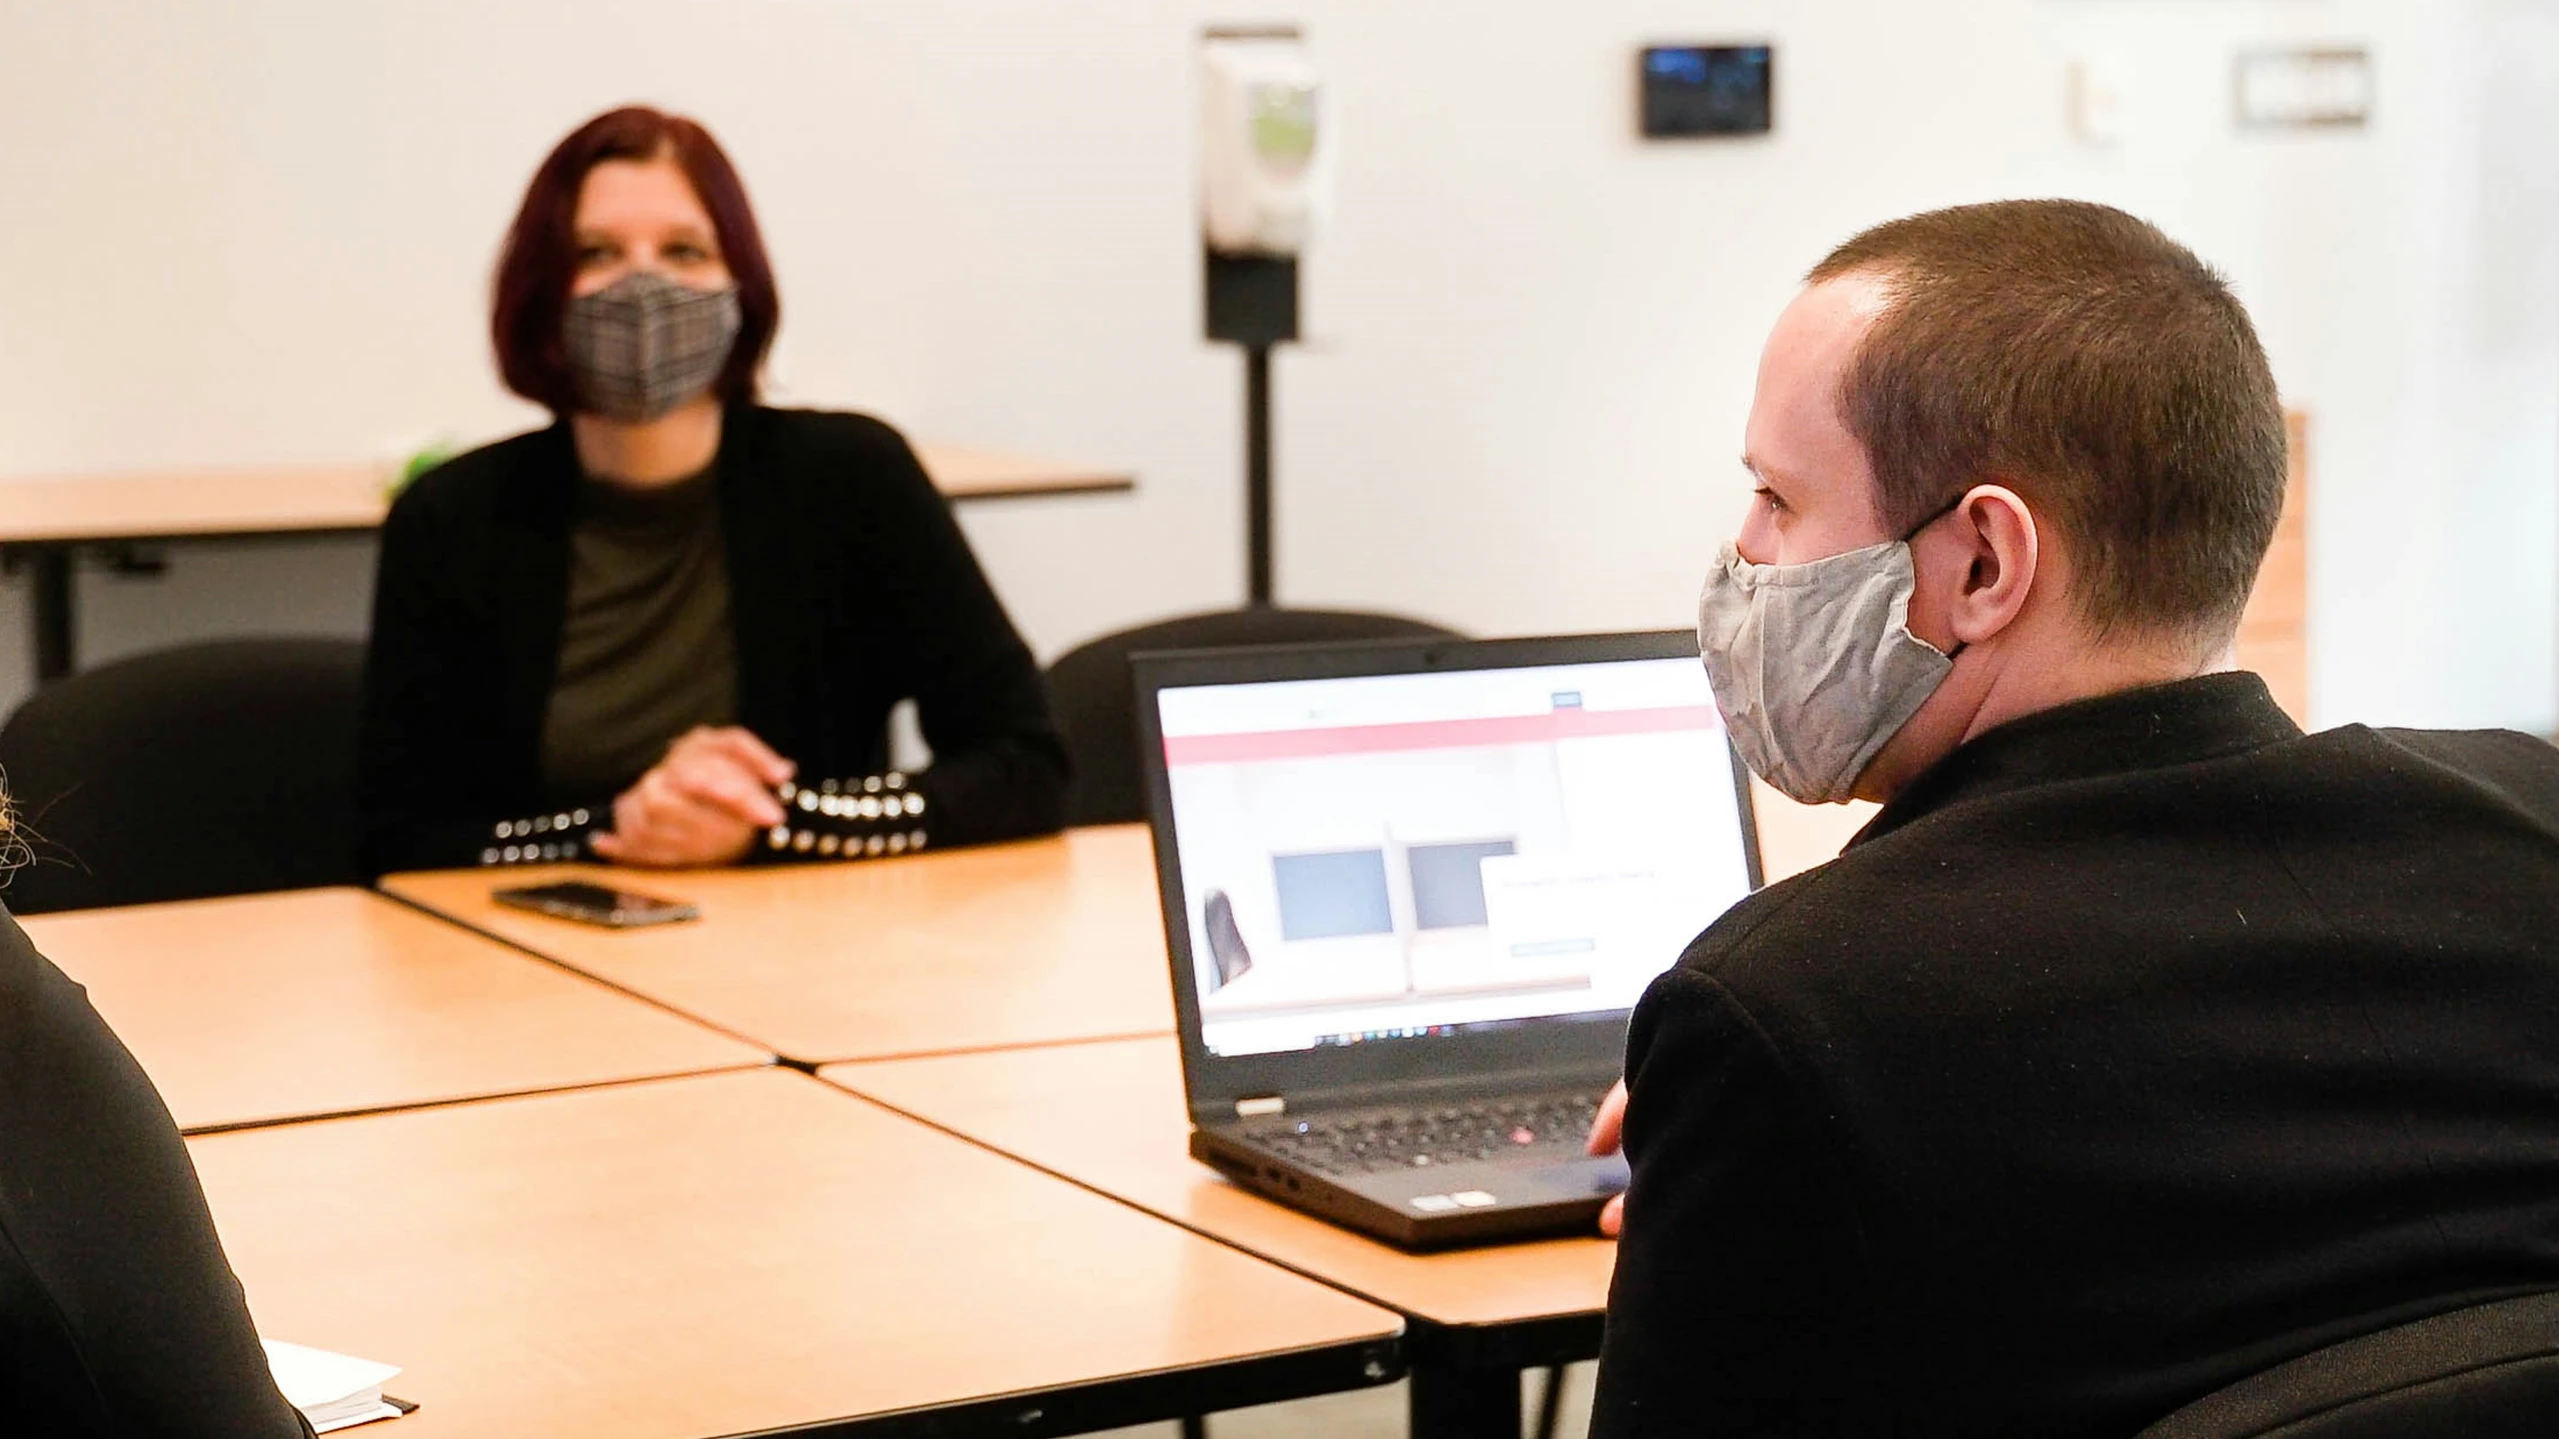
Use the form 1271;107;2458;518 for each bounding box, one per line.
719;1329;1402;1439
0;468;1134;546
817;1066;1609;1342
176;1060;777;1138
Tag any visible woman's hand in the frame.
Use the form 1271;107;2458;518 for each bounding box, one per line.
1588;1078;1630;1237
590;726;794;868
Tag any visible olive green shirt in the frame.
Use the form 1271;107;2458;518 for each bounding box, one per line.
538;465;739;804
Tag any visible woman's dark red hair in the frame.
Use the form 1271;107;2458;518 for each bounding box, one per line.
491;106;780;414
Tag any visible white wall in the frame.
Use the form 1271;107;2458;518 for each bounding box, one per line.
2019;0;2559;730
2;0;2552;732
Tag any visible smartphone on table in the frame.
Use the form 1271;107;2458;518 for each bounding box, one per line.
491;881;699;928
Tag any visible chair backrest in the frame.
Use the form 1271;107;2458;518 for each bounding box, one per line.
0;638;367;914
1044;606;1463;828
2137;1290;2559;1439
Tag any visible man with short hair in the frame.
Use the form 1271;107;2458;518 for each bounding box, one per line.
1589;200;2559;1437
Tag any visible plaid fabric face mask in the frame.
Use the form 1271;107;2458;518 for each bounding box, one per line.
562;271;743;423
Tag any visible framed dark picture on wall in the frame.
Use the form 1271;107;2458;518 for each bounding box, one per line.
1638;44;1775;138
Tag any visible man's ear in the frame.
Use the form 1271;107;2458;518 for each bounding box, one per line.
1943;484;2039;646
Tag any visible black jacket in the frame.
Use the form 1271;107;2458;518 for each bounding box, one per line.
1594;673;2559;1438
358;406;1068;877
0;908;312;1437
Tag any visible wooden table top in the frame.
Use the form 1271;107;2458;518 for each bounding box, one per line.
21;888;767;1132
381;825;1175;1066
824;1036;1616;1332
914;442;1134;501
0;443;1131;545
190;1069;1401;1439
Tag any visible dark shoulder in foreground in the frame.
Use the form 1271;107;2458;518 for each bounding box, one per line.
2366;724;2559;810
1664;859;1841;978
1666;714;2559;992
0;911;308;1436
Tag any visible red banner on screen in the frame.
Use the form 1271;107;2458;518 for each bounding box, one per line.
1162;704;1721;766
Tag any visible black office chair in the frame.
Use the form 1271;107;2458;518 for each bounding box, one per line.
0;638;367;914
1045;606;1464;827
2137;1290;2559;1438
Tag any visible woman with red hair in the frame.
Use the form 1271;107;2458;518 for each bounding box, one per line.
357;107;1066;876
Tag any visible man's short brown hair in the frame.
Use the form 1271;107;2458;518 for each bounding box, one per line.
1808;200;2287;649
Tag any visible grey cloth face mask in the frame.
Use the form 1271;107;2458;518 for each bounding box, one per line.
1696;533;1959;805
562;271;743;423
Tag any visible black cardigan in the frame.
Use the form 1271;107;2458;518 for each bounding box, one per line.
0;908;312;1437
1593;674;2559;1438
358;406;1068;877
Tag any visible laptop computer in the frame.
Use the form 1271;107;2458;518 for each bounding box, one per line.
1134;629;1764;1249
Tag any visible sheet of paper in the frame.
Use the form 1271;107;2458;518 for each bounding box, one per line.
263;1339;403;1428
312;1400;404;1434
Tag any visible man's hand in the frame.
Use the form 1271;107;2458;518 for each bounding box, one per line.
1588;1077;1629;1237
590;726;795;868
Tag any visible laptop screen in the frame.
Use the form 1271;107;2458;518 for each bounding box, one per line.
1153;649;1758;1059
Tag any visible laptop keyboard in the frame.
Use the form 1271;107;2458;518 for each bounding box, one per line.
1242;1092;1605;1176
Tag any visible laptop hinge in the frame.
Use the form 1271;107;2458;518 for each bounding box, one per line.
1230;1061;1618;1119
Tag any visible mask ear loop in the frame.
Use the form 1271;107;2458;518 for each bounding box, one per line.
1900;488;1971;543
1902;489;1975;660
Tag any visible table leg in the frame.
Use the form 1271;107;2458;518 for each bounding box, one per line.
22;544;75;683
1409;1361;1522;1439
1532;1364;1568;1439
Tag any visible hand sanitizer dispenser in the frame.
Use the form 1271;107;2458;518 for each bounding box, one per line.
1200;28;1324;257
